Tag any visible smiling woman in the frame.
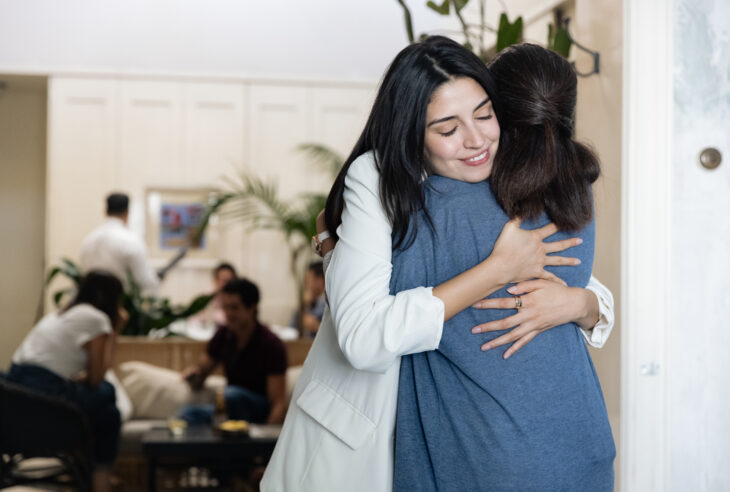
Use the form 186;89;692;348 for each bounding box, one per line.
424;77;500;182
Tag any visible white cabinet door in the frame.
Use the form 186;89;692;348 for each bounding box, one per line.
47;77;118;264
119;79;184;192
245;84;311;323
309;85;374;189
184;81;246;186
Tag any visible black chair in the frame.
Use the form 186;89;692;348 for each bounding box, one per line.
0;377;93;491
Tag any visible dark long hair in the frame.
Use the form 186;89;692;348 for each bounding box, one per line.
63;270;124;328
488;43;600;231
325;35;500;248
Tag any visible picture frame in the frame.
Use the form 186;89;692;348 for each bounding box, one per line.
145;187;221;261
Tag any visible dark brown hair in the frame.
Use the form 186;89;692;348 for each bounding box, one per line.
63;270;124;327
488;43;599;231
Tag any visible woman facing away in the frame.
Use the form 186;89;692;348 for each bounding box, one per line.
261;36;614;492
7;270;127;492
392;44;615;491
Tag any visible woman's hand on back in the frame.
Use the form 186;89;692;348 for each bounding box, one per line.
490;219;581;285
470;279;598;359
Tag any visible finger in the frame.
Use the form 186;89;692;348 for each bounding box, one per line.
544;255;581;267
472;297;516;310
473;312;524;334
535;270;567;286
506;280;546;296
543;237;582;254
481;325;527;350
503;331;539;359
534;222;558;240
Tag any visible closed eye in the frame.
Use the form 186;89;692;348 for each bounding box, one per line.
440;127;457;137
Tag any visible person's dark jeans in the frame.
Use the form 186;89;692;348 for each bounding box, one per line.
224;385;269;423
6;363;120;466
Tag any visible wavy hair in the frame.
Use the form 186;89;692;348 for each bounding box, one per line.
488;43;599;231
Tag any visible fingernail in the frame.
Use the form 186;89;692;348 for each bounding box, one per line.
482;344;491;351
576;238;583;244
503;353;511;360
574;259;581;265
507;286;517;294
472;328;480;334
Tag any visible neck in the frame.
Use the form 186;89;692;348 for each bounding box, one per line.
232;322;256;348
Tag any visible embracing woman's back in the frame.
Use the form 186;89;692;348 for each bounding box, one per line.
391;176;614;491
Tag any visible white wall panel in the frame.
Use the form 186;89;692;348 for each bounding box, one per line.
119;80;184;191
47;77;118;267
184;81;246;185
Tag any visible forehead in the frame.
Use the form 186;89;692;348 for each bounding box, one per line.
428;77;488;116
221;292;243;306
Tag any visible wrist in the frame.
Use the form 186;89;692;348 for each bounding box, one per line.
575;288;600;329
481;255;511;289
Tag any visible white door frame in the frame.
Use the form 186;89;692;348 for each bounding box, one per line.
621;0;674;490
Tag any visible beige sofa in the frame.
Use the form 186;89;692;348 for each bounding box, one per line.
110;337;310;491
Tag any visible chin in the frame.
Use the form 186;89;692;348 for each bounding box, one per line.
461;167;492;183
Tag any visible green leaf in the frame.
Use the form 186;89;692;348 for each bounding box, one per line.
453;0;469;12
426;0;450;16
179;294;215;318
548;24;572;58
496;13;523;52
53;288;73;307
296;144;344;179
46;266;61;285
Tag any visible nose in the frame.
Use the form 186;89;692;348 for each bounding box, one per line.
463;122;486;149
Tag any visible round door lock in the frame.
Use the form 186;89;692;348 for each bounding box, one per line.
699;147;722;170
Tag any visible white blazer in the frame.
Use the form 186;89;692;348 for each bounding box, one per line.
260;152;615;492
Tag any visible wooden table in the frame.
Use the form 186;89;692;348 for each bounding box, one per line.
142;425;279;491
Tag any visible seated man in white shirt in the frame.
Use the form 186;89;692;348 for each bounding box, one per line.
80;193;160;293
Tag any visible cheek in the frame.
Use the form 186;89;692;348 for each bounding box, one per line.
425;136;459;162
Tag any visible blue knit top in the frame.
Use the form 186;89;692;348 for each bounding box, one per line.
392;176;615;491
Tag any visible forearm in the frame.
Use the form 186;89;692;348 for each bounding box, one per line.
433;256;510;321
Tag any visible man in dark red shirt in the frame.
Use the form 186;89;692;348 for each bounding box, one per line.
183;278;287;424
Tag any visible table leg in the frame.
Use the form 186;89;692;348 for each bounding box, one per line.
147;456;157;492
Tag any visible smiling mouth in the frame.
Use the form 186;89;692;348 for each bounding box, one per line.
462;150;490;165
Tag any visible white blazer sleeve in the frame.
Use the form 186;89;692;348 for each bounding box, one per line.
580;275;615;348
326;153;445;373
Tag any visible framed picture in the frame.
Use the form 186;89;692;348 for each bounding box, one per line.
145;188;221;261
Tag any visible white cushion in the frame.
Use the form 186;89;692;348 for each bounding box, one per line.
105;369;133;422
116;361;219;419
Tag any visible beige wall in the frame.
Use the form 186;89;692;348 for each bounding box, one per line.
0;76;47;368
574;0;623;481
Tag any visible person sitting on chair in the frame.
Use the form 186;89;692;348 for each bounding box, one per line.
7;270;128;492
182;277;288;424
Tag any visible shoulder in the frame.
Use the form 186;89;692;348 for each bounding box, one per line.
258;324;286;352
345;151;379;190
62;304;112;335
426;176;495;206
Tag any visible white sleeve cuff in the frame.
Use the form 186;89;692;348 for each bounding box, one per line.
581;276;615;348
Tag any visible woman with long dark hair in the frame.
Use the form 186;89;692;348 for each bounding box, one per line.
392;43;615;490
261;37;614;492
7;270;127;492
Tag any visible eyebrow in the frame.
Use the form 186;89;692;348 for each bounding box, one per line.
426;97;491;127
